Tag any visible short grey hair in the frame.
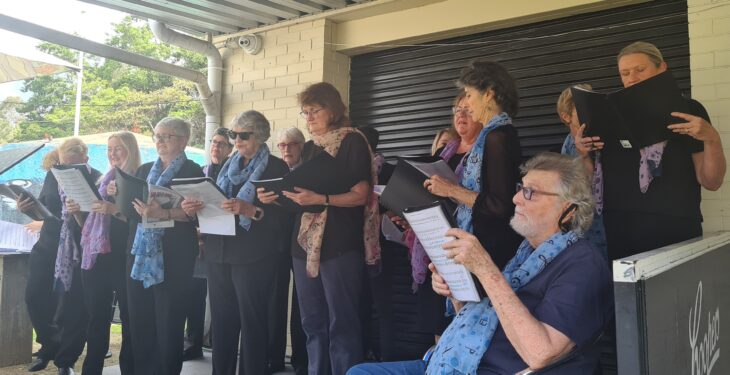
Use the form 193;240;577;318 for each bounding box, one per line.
521;152;594;234
155;117;191;139
278;127;305;144
229;110;271;144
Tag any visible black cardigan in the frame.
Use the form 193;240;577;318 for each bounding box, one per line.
204;155;291;265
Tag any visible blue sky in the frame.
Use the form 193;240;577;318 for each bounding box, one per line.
0;0;127;101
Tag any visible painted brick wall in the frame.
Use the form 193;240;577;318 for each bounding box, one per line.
221;19;351;151
690;0;730;232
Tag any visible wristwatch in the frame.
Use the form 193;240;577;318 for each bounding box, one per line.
252;207;264;221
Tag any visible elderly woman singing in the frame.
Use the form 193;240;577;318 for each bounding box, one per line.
126;117;203;375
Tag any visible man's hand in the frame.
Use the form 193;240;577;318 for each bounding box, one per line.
429;263;465;311
442;228;494;276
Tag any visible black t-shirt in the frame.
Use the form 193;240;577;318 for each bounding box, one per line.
291;132;372;261
205;155;290;265
602;98;707;220
478;239;613;374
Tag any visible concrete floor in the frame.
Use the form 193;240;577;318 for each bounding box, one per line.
102;351;296;375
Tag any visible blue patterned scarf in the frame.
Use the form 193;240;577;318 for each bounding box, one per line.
216;144;270;230
130;152;187;288
455;112;512;232
427;230;579;375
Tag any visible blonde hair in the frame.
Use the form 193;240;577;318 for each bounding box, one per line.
109;131;141;174
430;127;458;156
617;41;664;67
58;138;88;161
41;149;59;171
556;83;593;125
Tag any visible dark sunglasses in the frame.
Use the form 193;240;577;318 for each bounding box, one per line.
228;130;253;140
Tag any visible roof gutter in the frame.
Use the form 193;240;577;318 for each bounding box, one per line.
0;14;217;152
149;20;222;162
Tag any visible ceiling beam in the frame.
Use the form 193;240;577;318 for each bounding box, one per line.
309;0;348;9
149;0;279;25
267;0;323;14
222;0;301;19
79;0;244;33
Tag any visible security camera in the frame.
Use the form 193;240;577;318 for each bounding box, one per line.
238;35;263;55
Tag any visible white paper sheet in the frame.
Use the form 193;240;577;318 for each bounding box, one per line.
0;220;39;252
402;204;480;302
406;159;459;184
51;167;99;212
171;181;235;236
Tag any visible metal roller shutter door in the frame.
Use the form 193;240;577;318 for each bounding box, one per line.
352;0;690;361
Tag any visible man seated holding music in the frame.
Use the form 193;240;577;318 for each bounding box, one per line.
347;153;613;375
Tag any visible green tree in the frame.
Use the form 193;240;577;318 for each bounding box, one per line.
14;17;207;147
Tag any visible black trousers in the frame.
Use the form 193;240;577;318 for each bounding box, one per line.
81;251;132;375
267;252;291;371
126;248;196;375
208;258;277;375
184;276;207;353
53;266;88;368
25;248;60;360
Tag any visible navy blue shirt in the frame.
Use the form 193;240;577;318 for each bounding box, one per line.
478;238;613;374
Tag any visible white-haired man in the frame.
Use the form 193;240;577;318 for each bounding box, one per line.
348;152;613;374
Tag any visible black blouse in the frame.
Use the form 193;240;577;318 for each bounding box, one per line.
33;171;63;253
291;133;372;261
470;126;523;270
205;155;290;265
127;159;204;270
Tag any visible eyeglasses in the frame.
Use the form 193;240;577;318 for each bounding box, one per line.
211;140;231;147
152;134;182;143
277;142;301;150
228;130;253;140
516;182;560;201
299;108;325;119
452;106;471;115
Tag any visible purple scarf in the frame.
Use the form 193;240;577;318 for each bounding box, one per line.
407;138;468;291
80;170;116;270
639;141;667;193
55;165;93;292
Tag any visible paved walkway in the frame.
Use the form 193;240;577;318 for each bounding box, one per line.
102;351;296;374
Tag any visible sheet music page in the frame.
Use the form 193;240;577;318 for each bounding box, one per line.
402;205;480;302
0;220;39;252
142;185;183;229
170;181;235;236
407;160;459;184
51;167;99;212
